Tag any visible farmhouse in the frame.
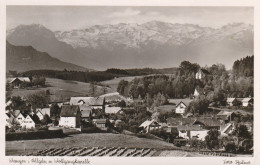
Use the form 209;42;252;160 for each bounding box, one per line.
36;108;51;120
7;77;31;88
176;102;188;114
70;97;105;109
59;105;81;128
226;98;240;106
242;98;253;107
139;119;160;133
13;111;26;125
21;115;41;129
99;92;134;105
177;125;209;140
105;106;122;114
192;118;222;130
79;105;92;122
5;113;12;128
195;69;210;80
70;97;94;105
217;111;235;122
93;119;108;130
221;123;235;136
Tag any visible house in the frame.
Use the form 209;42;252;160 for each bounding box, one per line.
242;98;253;107
20;115;41;129
167;117;196;127
195;69;210;80
13;111;26;125
70;97;105;109
5;113;12;128
227;98;241;106
217;111;235;122
167;99;192;114
176;101;188;114
6;100;12;107
79;105;92;122
175;100;192;114
36;108;51;120
93;119;108;130
48;102;64;108
155;105;176;114
177;125;209;140
221;123;235;136
7;77;31;88
59;105;81;128
194;89;200;98
70;97;94;105
36;111;44;121
192;118;222;130
115;120;125;128
105;106;122;114
139;119;160;133
99;92;133;105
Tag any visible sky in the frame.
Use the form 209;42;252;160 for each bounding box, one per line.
7;6;253;31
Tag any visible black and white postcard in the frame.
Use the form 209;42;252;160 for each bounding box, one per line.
1;0;259;165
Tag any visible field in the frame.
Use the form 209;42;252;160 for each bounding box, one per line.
6;133;185;156
101;76;143;92
10;78;113;102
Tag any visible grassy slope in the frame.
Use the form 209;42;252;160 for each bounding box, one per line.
101;76;143;92
6;133;178;156
10;78;113;102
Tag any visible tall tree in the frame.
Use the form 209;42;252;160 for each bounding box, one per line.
205;129;220;150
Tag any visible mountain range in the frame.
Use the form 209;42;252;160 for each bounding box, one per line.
7;21;253;70
6;41;88;72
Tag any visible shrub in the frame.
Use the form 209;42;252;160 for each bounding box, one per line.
6;130;65;141
225;142;236;153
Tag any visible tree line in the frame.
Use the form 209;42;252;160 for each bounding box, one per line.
117;56;254;112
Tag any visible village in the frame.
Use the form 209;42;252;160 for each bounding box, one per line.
5;66;254;156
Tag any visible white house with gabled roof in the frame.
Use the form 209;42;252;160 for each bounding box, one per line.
242;98;253;107
21;115;41;128
15;113;26;125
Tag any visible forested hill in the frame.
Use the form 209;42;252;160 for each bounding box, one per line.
17;67;177;83
117;56;254;103
6;41;89;72
233;55;254;77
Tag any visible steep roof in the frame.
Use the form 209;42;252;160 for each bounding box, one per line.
99;92;130;102
217;111;234;117
227;98;236;103
79;104;92;111
139;119;160;128
11;110;21;118
177;125;204;131
167;117;196;126
37;108;51;117
194;118;222;127
94;119;107;124
105;106;121;114
6;100;12;107
168;117;222;127
81;110;92;118
60;105;80;117
29;115;42;124
168;99;193;107
70;97;94;105
70;97;104;106
242;98;253;102
8;77;30;83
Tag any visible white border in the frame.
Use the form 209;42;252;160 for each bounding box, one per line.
1;0;259;165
